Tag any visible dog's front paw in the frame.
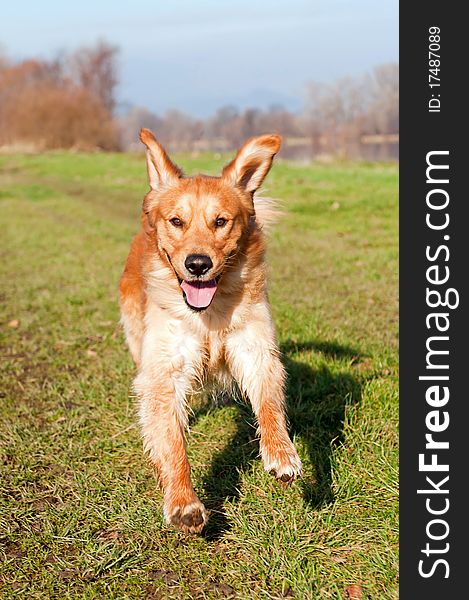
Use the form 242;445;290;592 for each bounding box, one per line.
263;443;303;487
165;499;208;534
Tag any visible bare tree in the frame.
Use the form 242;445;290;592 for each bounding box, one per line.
119;107;164;150
0;42;119;150
69;40;119;113
304;63;398;158
369;63;399;134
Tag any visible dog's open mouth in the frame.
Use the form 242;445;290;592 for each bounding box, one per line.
180;279;219;310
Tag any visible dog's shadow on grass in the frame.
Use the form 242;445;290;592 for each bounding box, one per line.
195;339;364;540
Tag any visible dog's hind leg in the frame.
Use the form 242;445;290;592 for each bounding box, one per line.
119;293;144;367
134;319;208;533
226;319;303;485
119;234;146;367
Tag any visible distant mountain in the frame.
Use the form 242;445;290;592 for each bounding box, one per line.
187;88;302;117
118;82;303;118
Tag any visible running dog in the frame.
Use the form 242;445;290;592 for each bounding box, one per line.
119;129;302;533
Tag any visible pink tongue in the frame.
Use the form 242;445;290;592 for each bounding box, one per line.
181;279;218;309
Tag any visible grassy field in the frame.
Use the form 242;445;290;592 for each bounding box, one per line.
0;151;398;599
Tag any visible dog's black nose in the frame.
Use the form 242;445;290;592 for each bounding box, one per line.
185;254;213;277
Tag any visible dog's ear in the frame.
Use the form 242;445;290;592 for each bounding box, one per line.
139;128;183;190
222;134;282;193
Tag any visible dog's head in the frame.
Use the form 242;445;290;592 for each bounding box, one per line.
139;128;281;311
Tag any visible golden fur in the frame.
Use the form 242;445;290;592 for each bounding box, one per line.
119;129;302;533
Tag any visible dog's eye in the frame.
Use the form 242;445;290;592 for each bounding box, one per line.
215;217;227;228
170;217;183;227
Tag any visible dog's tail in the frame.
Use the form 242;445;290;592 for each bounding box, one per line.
253;192;284;230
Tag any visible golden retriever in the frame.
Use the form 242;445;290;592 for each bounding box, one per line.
119;129;302;533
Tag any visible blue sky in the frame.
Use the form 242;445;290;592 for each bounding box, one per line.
1;0;398;116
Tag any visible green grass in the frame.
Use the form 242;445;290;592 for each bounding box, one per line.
0;152;398;599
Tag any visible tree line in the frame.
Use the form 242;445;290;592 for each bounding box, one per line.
1;41;398;160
